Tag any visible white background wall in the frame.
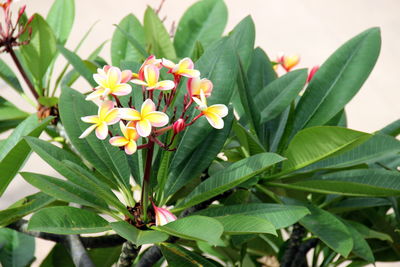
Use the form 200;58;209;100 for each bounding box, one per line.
0;0;399;266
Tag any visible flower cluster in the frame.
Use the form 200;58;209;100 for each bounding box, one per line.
79;55;228;155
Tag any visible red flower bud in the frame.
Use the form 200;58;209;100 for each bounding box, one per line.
307;65;319;83
18;5;26;17
173;118;185;134
27;15;35;25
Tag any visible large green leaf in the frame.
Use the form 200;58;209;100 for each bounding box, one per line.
196;203;309;229
143;7;176;58
0;229;35;267
177;153;285;210
59;87;131;190
46;0;75;45
379;119;400;137
28;206;110;234
215;215;276;235
229;16;255;70
293;28;381;132
343;221;374;262
174;0;227;58
255;69;307;124
20;14;57;84
329;197;391;213
0;58;23;93
281;126;370;171
21;172;109;210
154;216;223;245
110;221;168;246
0;115;52;196
0;192;55;227
111;14;145;66
160;243;218;267
0;97;28;121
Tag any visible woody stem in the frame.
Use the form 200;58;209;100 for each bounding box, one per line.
140;140;154;223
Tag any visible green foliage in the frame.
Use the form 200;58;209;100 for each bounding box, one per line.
110;221;168;246
46;0;75;45
0;229;35;267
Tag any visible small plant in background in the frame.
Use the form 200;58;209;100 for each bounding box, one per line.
0;0;399;267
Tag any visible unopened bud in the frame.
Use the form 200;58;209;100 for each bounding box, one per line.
27;15;34;25
307;65;319;83
152;203;177;226
18;5;26;17
172;118;185;134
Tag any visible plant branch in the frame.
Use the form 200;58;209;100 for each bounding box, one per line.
117;241;140;267
280;223;307;267
64;235;95;267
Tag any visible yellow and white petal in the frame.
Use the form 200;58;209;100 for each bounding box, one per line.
144;65;159;86
98;100;114;119
178;58;194;70
206;104;228;118
105;108;120;125
136;119;152;137
119;108;141;121
141;99;156;116
124;140;137;155
199;89;207;106
93;73;107;88
145;111;169;127
85;88;106;101
126;127;139;141
106;67;121;86
161;58;176;69
109;136;129;147
178;68;200;78
192;96;207;110
112;83;132;96
97;67;106;76
121;70;133;83
204;111;224;129
153;80;175;91
131;79;148;86
95;122;109;140
81;115;100;124
79;124;97;139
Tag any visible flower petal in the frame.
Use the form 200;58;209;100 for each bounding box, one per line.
136;119;152;137
141;99;156;116
124;140;137;155
109;136;129;147
178;69;200;78
200;79;213;96
93;73;107;88
99;100;114;119
85;88;106;101
204;111;224;129
105;108;120;125
119;108;141;121
161;58;175;69
79;124;97;139
81;115;100;124
192;96;206;110
178;57;194;70
153;80;175;91
107;67;121;86
126;127;139;141
144;65;159;86
121;70;133;83
112;83;132;96
145;111;169;127
131;79;148;86
206;104;228;118
95;122;109;140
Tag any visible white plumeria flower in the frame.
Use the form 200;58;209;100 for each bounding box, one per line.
131;64;175;91
109;121;139;155
192;90;228;129
162;57;200;78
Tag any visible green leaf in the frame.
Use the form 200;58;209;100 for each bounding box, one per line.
0;115;52;196
230;16;255;70
143;7;176;58
197;203;309;229
154;216;223;245
110;221;168;246
255;69;308;124
347;221;392;242
20;14;57;83
21;172;109;210
28;206;110;234
0;58;23;93
293;28;381;132
58;45;96;87
282;126;371;171
38;96;58;107
0;97;28;121
59;87;131;190
232;121;265;156
160;243;218;267
215;215;276;235
343;221;374;262
174;0;227;58
379;119;400;137
40;243;74;267
178;153;285;209
46;0;75;45
329;197;391;213
0;192;55;227
111;14;145;66
0;228;35;267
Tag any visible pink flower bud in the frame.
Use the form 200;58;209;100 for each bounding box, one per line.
307;65;319;83
18;5;26;17
173;118;185;134
27;15;34;25
152;203;177;226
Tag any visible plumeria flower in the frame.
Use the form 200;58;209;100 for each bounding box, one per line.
133;55;162;80
119;99;169;137
193;90;228;129
86;66;132;100
277;54;300;72
131;64;175;91
152;203;177;226
109;121;139;155
162;57;200;78
187;77;213;97
79;101;120;140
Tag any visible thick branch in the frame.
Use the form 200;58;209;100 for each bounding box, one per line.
64;235;95;267
280;223;307;267
291;238;319;267
117;241;140;267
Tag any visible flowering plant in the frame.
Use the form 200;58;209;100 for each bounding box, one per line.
0;0;399;266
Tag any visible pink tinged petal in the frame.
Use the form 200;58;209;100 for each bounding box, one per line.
187;77;201;96
136;119;152;137
112;84;132;96
131;79;148;86
178;57;194;70
141;99;156;116
98;100;114;120
79;124;97;139
126;127;139;141
93;73;107;87
81;115;100;124
109;136;129;147
104;108;120;125
200;79;213;96
161;58;175;69
106;67;122;86
178;69;200;78
127;121;136;128
95;122;109;140
207;104;228;118
204;111;224;129
145;111;169;127
153;204;177;226
119;108;141;121
85;88;106;101
153;80;175;91
97;67;106;76
144;65;160;87
103;65;112;73
124;140;137;155
120;70;133;83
